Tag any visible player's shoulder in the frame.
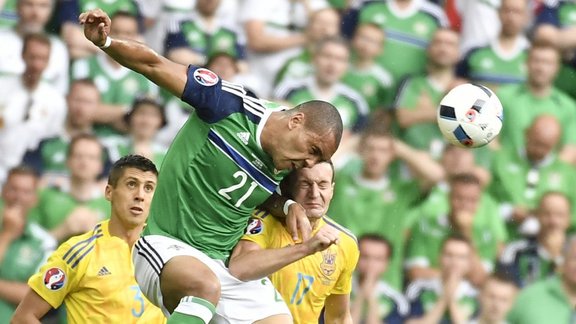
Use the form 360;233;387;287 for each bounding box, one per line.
246;209;282;234
322;216;358;246
56;223;105;269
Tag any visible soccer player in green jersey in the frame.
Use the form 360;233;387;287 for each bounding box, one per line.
80;8;343;324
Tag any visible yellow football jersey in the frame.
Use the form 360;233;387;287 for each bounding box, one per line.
242;211;359;324
28;220;166;324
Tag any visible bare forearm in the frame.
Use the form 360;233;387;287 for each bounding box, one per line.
407;267;440;282
229;243;311;281
93;103;127;124
448;301;468;324
0;280;29;306
103;38;162;77
259;192;288;219
395;141;444;185
245;22;306;52
395;109;436;128
365;298;383;324
325;310;353;324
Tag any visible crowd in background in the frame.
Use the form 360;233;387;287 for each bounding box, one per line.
2;0;576;322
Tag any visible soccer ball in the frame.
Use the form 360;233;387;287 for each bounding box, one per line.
437;83;503;148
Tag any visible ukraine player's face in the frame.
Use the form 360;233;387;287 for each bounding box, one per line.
292;162;334;218
106;168;157;228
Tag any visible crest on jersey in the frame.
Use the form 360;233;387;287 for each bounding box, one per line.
320;249;337;277
194;68;219;86
246;218;264;235
44;267;66;291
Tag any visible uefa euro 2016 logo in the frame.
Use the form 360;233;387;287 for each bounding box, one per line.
44;267;66;291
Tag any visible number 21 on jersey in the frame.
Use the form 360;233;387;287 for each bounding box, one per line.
218;171;258;207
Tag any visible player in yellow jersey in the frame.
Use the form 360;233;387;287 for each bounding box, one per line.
11;155;166;324
229;161;359;324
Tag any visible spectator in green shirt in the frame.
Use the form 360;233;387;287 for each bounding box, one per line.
0;166;55;322
489;115;576;238
507;235;576;324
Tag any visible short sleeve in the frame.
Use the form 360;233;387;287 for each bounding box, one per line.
240;213;273;249
27;241;80;309
181;65;249;123
331;240;359;295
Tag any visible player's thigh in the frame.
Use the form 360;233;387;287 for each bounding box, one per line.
253;314;292;324
160;254;221;311
133;235;221;314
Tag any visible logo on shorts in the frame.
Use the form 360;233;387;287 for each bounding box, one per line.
44;268;66;291
194;68;219;86
246;218;264;235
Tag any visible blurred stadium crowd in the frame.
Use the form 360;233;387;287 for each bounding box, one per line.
2;0;576;322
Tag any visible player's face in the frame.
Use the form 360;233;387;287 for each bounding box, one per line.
449;183;481;214
66;139;103;181
480;279;517;322
499;0;528;37
537;194;571;234
352;25;384;60
357;240;390;277
292;162;334;219
106;168;157;229
273;120;337;171
527;48;560;87
307;9;340;42
67;83;100;128
129;103;164;140
359;135;395;179
1;173;38;210
428;29;460;68
440;240;471;277
314;43;350;86
18;0;52;33
22;40;50;79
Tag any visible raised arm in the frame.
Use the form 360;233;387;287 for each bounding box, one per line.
79;9;188;98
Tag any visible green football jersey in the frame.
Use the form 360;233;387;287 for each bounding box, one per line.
33;187;110;234
0;218;55;322
165;16;243;59
456;41;528;87
393;74;445;153
359;1;446;85
274;50;313;86
328;167;422;289
343;62;395;111
497;84;576;151
274;77;369;132
143;67;289;260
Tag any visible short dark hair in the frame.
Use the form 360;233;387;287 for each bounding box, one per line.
67;133;104;158
485;271;519;289
358;233;394;259
6;165;38;182
280;160;335;198
359;124;393;145
313;36;349;55
107;155;158;187
292;100;343;150
22;32;51;56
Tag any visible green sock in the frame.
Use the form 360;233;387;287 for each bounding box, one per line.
167;296;216;324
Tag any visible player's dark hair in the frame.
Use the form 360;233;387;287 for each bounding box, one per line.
280;160;335;198
441;233;472;251
66;133;104;159
448;172;481;187
107;154;158;187
358;233;394;259
293;100;343;149
359;124;393;145
22;32;51;56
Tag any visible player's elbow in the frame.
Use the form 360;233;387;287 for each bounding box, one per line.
228;263;251;281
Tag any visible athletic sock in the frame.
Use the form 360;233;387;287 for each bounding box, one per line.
167;296;216;324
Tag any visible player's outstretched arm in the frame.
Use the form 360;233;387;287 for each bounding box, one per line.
79;9;188;97
228;225;339;281
10;289;52;324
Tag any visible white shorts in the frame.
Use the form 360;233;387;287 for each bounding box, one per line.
133;235;291;323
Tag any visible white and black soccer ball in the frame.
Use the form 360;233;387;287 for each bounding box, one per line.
437;83;503;148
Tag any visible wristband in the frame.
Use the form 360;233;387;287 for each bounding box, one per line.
283;199;296;215
99;36;112;49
